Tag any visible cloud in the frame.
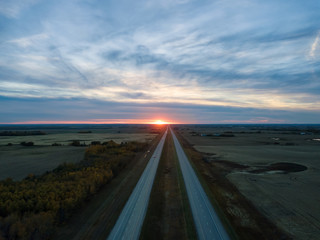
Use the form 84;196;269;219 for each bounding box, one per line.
0;0;320;123
8;33;49;48
309;32;320;58
1;96;320;124
0;0;40;18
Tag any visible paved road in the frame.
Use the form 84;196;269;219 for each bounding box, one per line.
171;128;230;240
107;129;167;240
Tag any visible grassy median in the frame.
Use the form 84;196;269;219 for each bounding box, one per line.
140;130;197;240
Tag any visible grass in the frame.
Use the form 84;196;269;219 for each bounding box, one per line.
0;146;86;180
173;137;198;240
0;140;151;239
54;130;165;240
140;130;196;240
174;131;237;240
0;128;158;180
0;132;156;146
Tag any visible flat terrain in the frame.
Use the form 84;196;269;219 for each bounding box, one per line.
141;129;196;240
0;145;86;180
178;125;320;239
172;128;230;240
108;130;167;240
0;132;155;146
54;128;164;240
0;125;158;180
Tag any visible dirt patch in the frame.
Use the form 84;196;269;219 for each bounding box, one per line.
214;160;250;170
213;160;307;175
250;162;307;174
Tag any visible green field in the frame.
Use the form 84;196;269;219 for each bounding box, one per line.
0;132;156;146
0;146;86;180
0;125;159;180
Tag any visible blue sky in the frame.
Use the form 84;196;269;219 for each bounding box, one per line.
0;0;319;123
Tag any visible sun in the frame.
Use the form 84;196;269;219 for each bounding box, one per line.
153;120;168;125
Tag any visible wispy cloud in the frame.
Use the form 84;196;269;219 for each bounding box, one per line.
309;32;320;58
0;0;320;123
0;0;40;18
8;33;49;48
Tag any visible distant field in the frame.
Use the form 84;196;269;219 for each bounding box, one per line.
178;125;320;240
0;146;86;180
0;133;156;146
0;125;160;180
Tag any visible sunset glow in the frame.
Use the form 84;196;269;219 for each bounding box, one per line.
0;1;319;124
2;119;175;125
153;120;168;125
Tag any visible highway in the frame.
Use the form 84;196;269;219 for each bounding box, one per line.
171;128;230;240
107;129;167;240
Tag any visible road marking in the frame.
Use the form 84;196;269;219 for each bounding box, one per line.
107;130;168;240
171;128;230;240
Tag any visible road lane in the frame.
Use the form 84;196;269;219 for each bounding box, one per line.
171;128;230;240
107;129;167;240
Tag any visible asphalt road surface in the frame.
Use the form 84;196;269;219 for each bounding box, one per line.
107;129;168;240
171;128;230;240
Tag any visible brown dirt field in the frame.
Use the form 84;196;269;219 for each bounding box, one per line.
179;126;320;240
53;130;165;240
140;129;197;240
174;129;291;240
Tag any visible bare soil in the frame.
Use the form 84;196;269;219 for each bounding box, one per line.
174;128;291;240
177;125;320;240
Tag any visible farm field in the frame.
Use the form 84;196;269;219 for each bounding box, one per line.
177;125;320;240
0;145;86;180
0;125;157;146
54;126;165;240
0;124;165;239
0;132;155;146
0;124;158;181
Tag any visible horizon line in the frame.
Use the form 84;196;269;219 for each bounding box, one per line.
0;121;319;125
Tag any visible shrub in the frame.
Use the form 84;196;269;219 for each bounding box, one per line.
0;140;148;239
52;143;62;146
20;142;34;146
69;140;80;146
91;141;101;145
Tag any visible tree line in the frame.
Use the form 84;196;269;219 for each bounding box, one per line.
0;140;148;240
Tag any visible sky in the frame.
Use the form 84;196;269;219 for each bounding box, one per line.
0;0;320;124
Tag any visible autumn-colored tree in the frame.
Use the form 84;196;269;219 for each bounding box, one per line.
0;140;148;239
